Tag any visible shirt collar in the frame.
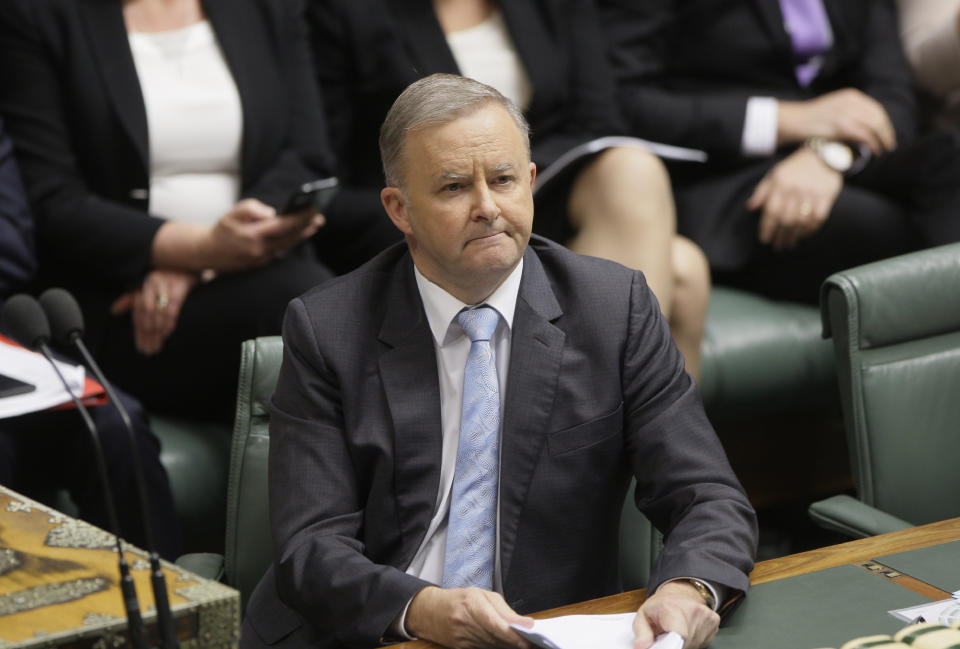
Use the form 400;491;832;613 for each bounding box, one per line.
414;259;523;346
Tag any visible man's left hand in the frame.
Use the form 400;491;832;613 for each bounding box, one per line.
747;147;843;251
633;580;720;649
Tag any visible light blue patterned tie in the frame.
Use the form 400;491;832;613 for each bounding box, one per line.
442;306;501;590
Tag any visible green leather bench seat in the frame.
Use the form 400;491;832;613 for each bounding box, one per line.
699;287;836;419
150;415;231;553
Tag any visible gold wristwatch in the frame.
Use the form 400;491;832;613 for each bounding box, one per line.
686;578;717;610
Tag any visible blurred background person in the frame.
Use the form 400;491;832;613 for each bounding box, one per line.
308;0;711;378
599;0;960;304
0;0;336;424
897;0;960;126
0;116;180;559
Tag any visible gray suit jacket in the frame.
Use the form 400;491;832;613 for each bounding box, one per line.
243;236;757;648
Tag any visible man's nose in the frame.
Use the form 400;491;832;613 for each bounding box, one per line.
470;182;500;222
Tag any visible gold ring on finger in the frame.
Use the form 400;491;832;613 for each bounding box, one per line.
155;293;170;309
799;202;813;218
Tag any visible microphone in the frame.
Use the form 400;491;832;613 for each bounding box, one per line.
1;294;150;649
39;287;180;649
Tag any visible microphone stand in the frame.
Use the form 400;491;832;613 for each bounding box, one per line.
35;343;150;649
70;336;180;649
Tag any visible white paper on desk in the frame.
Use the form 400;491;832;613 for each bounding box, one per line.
511;612;684;649
889;590;960;625
0;340;85;418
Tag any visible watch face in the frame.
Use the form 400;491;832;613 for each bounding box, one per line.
821;142;854;172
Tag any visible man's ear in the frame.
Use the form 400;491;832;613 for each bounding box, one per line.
381;186;413;236
528;161;537;190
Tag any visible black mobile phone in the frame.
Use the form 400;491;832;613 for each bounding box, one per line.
0;373;35;398
280;177;340;215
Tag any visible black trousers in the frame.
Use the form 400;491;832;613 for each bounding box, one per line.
94;248;332;423
0;387;181;560
673;129;960;304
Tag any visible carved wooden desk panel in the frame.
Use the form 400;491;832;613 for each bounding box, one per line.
0;486;239;648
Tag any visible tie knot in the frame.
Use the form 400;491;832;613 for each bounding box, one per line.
456;306;500;343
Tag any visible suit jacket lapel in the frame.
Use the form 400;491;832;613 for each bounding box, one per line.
203;0;264;183
79;0;148;170
753;0;793;58
500;1;562;118
378;254;445;564
386;0;459;75
499;247;565;586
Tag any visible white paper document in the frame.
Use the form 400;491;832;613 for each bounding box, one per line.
0;340;85;418
511;612;684;649
889;589;960;625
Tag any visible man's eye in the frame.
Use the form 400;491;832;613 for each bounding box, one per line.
443;183;464;192
493;175;514;185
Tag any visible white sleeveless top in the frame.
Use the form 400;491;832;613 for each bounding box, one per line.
129;20;243;225
446;9;533;111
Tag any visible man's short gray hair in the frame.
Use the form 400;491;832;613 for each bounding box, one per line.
379;73;531;188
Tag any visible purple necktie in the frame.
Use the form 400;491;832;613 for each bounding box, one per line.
778;0;832;87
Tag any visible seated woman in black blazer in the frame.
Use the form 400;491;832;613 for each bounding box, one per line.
309;0;711;378
0;0;336;422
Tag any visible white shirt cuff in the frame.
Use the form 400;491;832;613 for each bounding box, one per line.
741;96;779;157
387;597;417;641
660;577;723;611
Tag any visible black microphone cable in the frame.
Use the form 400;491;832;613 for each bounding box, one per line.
1;294;149;649
39;287;180;649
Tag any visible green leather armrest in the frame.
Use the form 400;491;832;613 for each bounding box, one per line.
175;552;226;582
808;495;913;539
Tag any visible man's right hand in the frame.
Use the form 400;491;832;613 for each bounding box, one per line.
405;586;534;649
777;88;896;155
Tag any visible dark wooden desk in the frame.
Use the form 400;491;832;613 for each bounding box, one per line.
394;517;960;648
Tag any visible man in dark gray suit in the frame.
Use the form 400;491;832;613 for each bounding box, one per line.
242;74;757;649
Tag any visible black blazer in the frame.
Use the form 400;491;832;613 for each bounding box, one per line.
308;0;623;222
599;0;918;158
0;117;34;300
0;0;334;294
241;236;758;648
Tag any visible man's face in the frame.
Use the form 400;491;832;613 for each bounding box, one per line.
381;103;536;304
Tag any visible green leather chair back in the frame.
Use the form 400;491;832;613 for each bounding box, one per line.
822;243;960;525
225;336;657;606
226;336;283;609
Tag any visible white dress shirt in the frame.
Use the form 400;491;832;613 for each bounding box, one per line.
446;9;534;111
129;20;243;225
406;260;523;587
389;261;522;639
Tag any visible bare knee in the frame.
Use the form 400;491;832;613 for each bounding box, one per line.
671;237;711;308
568;146;675;232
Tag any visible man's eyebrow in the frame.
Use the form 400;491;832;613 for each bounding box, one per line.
439;172;470;181
491;163;514;173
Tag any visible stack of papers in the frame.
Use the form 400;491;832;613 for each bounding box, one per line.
511;613;684;649
0;339;86;418
890;590;960;626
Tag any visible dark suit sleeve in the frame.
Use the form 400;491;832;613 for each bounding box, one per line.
0;0;163;289
599;0;749;155
268;297;430;647
845;0;917;146
556;0;625;138
620;271;758;598
241;0;336;209
0;118;35;298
